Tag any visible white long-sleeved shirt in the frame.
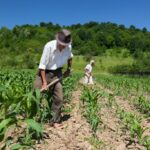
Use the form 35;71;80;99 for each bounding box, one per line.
39;40;73;70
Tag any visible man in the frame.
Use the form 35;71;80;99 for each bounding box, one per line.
84;60;95;84
34;29;73;128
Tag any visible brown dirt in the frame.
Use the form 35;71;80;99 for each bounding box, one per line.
114;95;150;139
33;83;149;150
1;82;149;150
97;97;128;150
95;83;147;150
35;90;93;150
142;93;150;104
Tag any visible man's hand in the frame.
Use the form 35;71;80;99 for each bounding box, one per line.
65;58;72;78
41;82;47;91
63;69;71;78
85;72;90;78
40;69;48;91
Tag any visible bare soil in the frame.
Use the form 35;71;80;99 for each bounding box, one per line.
95;83;148;150
35;90;93;150
35;83;149;150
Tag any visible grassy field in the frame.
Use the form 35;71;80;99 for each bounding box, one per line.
72;55;133;74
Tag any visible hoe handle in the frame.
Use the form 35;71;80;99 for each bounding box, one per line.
40;77;61;92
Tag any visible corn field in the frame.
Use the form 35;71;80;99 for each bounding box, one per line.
0;71;150;149
0;70;80;149
79;74;150;149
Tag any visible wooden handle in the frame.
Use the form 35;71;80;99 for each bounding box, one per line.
40;77;61;92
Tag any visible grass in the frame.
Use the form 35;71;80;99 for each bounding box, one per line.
86;136;104;149
72;55;133;74
0;51;133;74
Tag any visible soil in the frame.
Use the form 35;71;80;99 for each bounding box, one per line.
35;90;93;150
95;83;149;150
35;82;149;150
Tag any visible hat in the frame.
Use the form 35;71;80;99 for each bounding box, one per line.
56;29;72;46
90;60;95;64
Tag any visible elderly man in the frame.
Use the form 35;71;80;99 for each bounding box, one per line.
84;60;95;85
34;29;73;128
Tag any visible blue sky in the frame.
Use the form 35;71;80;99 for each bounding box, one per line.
0;0;150;30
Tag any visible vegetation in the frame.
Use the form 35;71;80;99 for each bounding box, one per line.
95;74;150;149
81;86;101;132
1;21;150;74
0;70;80;149
0;21;150;148
0;69;149;149
96;74;150;116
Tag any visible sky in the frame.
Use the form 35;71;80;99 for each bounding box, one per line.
0;0;150;30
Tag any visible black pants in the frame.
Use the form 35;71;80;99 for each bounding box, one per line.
34;68;63;123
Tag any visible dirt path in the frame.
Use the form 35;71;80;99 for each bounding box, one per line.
35;90;93;150
96;97;128;150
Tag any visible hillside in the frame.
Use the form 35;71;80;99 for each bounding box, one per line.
0;21;150;73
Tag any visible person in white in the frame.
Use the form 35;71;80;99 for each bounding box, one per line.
34;29;73;128
84;60;95;84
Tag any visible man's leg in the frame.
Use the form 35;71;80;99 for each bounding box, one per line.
34;70;63;127
50;81;63;125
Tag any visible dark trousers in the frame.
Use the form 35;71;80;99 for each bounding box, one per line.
34;68;63;123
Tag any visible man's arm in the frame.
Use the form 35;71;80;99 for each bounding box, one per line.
38;43;51;90
63;58;73;77
67;58;72;70
40;69;47;90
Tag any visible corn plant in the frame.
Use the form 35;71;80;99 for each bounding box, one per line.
0;70;80;147
117;108;149;148
133;95;150;116
81;86;101;132
96;74;150;117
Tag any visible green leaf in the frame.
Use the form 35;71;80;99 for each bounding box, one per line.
0;85;7;92
0;118;12;141
10;143;21;150
35;89;41;100
0;118;12;133
25;119;42;134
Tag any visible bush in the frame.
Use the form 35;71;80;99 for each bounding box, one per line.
83;54;93;62
109;52;150;75
108;65;132;74
22;53;37;69
109;63;150;75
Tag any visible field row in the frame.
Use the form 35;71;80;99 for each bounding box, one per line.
0;71;80;149
80;75;150;149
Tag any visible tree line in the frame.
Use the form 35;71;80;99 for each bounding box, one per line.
0;21;150;72
1;21;150;55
